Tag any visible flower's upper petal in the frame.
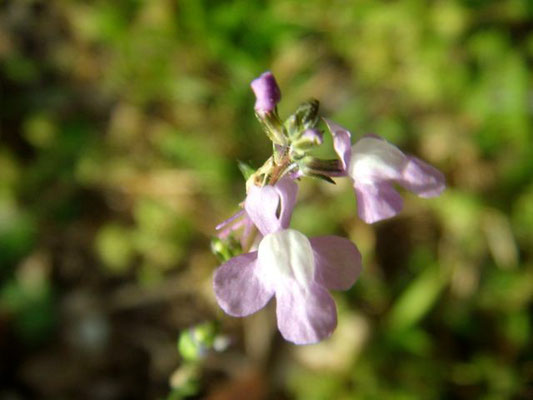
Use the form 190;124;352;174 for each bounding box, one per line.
245;184;282;235
349;136;407;183
274;177;298;230
245;178;298;235
399;156;446;198
213;251;274;317
354;182;403;223
250;71;281;114
275;282;337;345
324;119;351;171
309;236;362;291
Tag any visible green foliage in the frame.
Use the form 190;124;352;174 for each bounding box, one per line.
0;0;531;398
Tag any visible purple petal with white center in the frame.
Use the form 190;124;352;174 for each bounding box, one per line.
257;229;315;285
399;156;446;198
324;119;352;171
276;283;337;345
213;251;274;317
250;71;281;114
245;178;298;235
349;136;407;183
257;229;337;344
348;135;445;222
309;236;362;291
354;181;404;223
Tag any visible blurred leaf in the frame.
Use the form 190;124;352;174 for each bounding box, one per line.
385;264;448;333
95;223;135;274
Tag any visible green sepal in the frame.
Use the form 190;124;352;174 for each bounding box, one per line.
211;236;242;262
255;110;287;146
306;173;336;184
237;160;256;181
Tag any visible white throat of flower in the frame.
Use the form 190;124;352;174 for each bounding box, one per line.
350;137;406;183
258;229;315;289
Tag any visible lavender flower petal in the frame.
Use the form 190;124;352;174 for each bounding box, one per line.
258;229;336;344
309;236;362;291
276;283;337;345
245;178;298;235
354;182;404;223
213;251;274;317
349;136;407;182
348;135;445;223
274;177;298;230
245;184;283;235
324;119;352;171
399;156;446;198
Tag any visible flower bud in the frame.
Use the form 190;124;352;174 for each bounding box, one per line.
285;99;320;139
300;128;323;145
290;129;324;159
296;99;320;131
250;71;281;115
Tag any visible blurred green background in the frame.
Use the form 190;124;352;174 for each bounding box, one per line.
1;0;532;399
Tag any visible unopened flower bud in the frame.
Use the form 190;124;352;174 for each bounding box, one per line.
290;129;324;159
285;99;320;139
300;128;323;145
251;71;281;115
296;99;319;130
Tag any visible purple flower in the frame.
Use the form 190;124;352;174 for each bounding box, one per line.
250;71;281;115
213;177;362;345
325;120;445;224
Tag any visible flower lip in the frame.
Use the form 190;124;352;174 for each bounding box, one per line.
250;71;281;114
213;227;362;345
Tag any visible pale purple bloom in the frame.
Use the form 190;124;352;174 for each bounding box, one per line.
250;71;281;114
325;120;445;224
213;177;362;345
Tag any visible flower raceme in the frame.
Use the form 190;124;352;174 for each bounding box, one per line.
212;71;445;345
